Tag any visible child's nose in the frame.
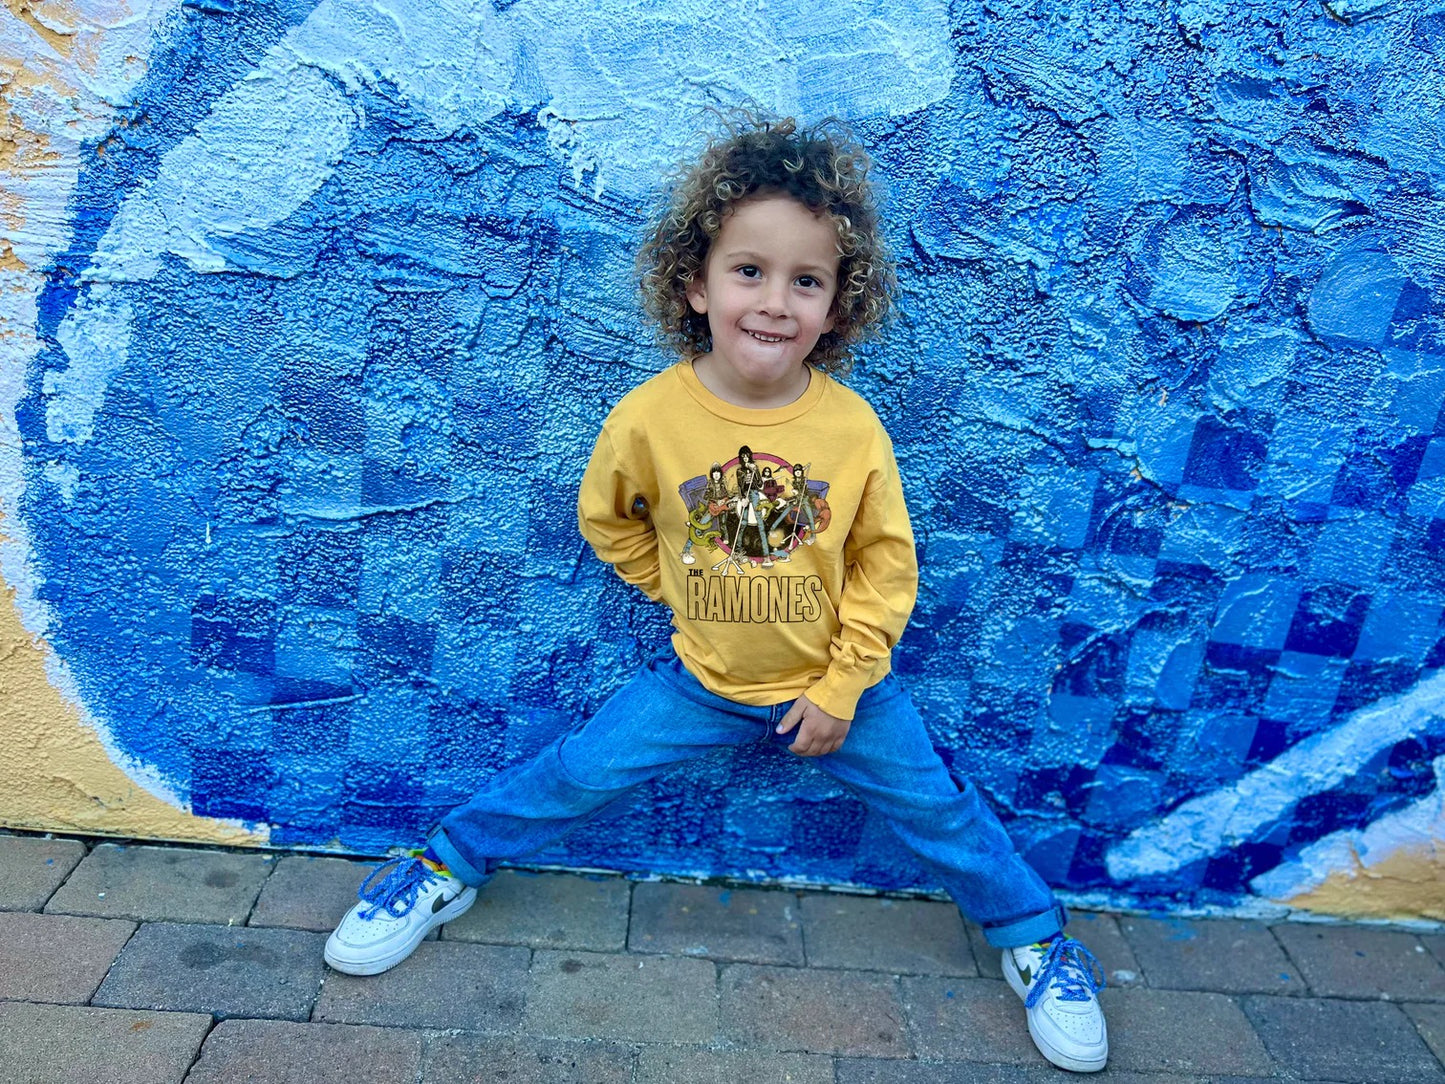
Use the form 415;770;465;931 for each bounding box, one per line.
758;280;790;315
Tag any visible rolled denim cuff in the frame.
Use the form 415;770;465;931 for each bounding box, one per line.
426;825;490;887
979;901;1069;949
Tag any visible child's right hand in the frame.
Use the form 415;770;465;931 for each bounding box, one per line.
774;692;850;756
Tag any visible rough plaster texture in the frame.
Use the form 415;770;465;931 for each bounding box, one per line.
2;0;1444;918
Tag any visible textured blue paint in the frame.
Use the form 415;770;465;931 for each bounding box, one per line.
15;1;1445;910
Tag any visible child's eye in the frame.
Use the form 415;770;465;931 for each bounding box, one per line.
737;265;761;278
796;275;821;289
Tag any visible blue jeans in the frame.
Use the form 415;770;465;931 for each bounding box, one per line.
430;654;1066;948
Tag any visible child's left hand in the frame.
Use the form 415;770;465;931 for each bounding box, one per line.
775;693;850;756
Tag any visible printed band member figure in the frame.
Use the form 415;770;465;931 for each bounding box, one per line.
734;446;759;499
681;463;730;564
714;445;776;571
760;465;784;503
703;462;730;509
736;446;778;567
771;461;821;549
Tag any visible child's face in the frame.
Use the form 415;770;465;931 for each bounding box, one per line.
685;194;839;406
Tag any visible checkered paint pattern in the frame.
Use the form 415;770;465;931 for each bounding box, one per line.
12;1;1445;911
886;359;1445;905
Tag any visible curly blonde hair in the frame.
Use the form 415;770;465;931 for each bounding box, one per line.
638;113;896;374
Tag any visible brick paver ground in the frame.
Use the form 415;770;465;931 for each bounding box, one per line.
800;893;974;975
445;868;631;951
183;1019;423;1084
248;854;375;932
46;844;274;925
1118;916;1308;996
0;835;85;910
313;940;530;1031
630;881;805;964
1271;923;1445;1002
92;922;328;1021
0;911;136;1004
2;828;1443;1083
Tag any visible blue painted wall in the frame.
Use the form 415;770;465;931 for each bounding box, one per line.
16;0;1445;911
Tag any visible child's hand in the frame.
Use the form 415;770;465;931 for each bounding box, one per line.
775;693;850;756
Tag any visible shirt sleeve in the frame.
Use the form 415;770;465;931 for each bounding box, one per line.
805;436;918;720
576;425;663;602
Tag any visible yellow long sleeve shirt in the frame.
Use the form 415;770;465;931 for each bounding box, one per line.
577;361;917;720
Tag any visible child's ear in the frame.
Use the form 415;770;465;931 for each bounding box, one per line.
685;274;708;315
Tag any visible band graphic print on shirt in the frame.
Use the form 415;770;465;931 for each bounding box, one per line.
677;446;833;624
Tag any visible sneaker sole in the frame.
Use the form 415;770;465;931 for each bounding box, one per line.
324;886;477;976
1003;951;1108;1074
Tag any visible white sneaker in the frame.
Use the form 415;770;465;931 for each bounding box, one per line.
1002;937;1108;1073
324;856;477;976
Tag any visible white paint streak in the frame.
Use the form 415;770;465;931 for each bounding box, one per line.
515;0;954;196
48;285;132;444
1250;755;1445;901
1106;669;1445;880
90;60;359;279
86;0;518;282
42;460;79;501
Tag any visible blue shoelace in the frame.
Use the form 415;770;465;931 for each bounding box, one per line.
356;857;443;920
1025;936;1106;1008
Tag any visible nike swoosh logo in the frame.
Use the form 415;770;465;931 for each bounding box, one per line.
1018;964;1033;986
432;892;455;915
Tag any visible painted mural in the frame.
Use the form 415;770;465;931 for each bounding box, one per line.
3;0;1443;919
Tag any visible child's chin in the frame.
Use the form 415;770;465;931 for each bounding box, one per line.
733;350;808;379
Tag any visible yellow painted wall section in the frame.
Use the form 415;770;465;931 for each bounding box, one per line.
0;534;265;845
1282;805;1445;923
1287;851;1445;925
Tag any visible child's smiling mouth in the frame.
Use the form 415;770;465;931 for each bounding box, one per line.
745;330;789;343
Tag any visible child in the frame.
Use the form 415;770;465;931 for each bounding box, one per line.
325;115;1108;1074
